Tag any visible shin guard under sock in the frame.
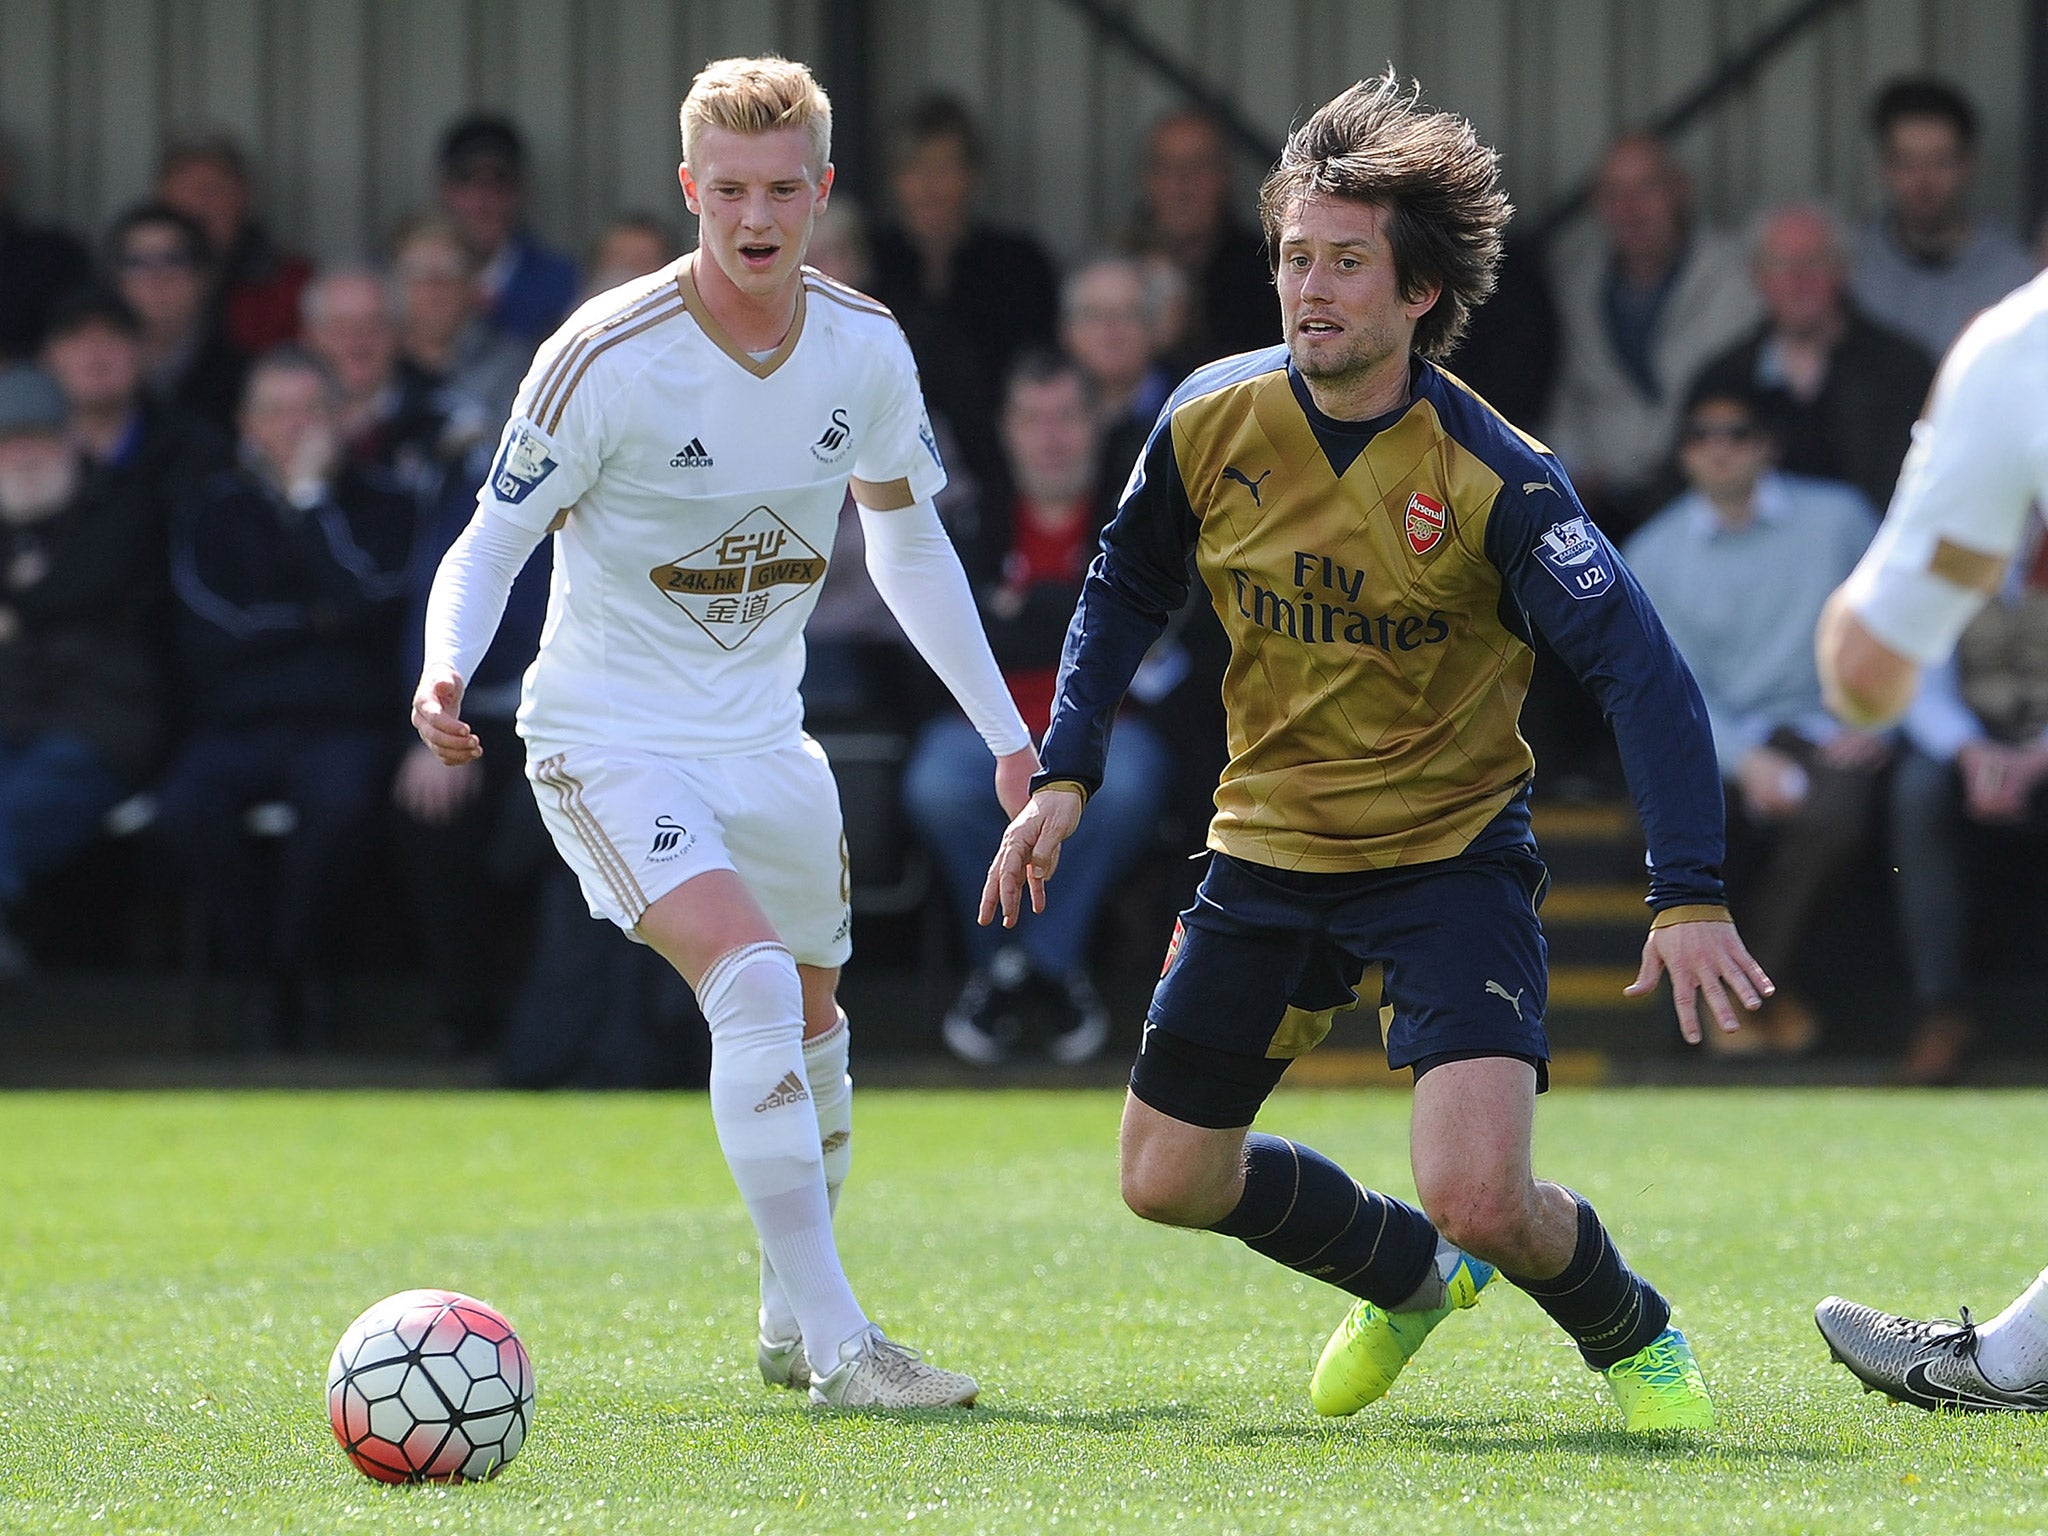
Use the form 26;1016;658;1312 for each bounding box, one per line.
1504;1194;1670;1369
759;1014;852;1343
700;943;866;1362
1206;1133;1438;1306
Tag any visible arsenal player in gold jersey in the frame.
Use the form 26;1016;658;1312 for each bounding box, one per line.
984;74;1771;1431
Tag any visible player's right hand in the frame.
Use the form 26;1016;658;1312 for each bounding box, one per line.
411;664;482;765
979;787;1084;929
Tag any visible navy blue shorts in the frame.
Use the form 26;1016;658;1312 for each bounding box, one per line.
1131;847;1552;1128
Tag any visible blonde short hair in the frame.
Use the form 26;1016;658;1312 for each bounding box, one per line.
680;56;832;177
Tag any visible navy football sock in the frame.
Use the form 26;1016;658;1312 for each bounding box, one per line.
1503;1193;1671;1369
1206;1133;1438;1306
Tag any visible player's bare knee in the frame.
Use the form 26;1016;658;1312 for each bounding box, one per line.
1119;1151;1231;1229
1421;1177;1538;1261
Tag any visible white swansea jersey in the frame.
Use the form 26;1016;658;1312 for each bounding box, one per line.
1842;270;2048;664
478;254;947;757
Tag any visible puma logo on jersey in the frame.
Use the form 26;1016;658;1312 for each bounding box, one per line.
1485;980;1525;1020
810;407;853;462
670;437;715;467
754;1071;810;1113
1222;466;1272;506
1523;477;1558;496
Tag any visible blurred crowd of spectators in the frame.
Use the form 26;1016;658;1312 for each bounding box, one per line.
1;75;2044;1083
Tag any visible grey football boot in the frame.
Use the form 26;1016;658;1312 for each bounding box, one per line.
1815;1295;2048;1411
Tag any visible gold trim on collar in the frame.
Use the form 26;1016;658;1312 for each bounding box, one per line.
678;252;806;379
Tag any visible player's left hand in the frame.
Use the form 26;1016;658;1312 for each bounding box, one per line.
994;745;1041;819
980;787;1084;928
1624;918;1774;1046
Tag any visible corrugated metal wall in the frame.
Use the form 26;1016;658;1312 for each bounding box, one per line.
0;0;2034;265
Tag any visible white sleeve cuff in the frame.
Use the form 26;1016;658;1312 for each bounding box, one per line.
858;498;1031;757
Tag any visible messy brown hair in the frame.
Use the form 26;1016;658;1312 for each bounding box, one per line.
1258;70;1509;359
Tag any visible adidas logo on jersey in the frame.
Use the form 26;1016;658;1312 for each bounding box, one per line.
670;437;715;468
754;1071;811;1113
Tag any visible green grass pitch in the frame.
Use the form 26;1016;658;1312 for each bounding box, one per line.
1;1087;2042;1535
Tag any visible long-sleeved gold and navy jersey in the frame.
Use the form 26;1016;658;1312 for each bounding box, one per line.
1038;347;1726;908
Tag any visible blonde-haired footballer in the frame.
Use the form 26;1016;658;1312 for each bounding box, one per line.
413;55;1032;1410
1813;270;2048;1413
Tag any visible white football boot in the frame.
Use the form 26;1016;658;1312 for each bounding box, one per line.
808;1326;979;1409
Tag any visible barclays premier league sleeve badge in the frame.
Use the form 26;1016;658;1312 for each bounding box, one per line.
1534;515;1616;601
490;421;560;505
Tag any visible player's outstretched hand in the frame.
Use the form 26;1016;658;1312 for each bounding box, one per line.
994;745;1042;819
979;787;1084;929
1625;918;1774;1045
411;664;481;765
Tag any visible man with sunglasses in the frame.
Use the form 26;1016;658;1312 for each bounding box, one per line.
105;204;247;433
1623;382;1882;1054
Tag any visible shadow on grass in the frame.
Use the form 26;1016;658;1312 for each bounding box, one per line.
1394;1416;1859;1464
657;1401;1209;1435
1218;1414;1857;1465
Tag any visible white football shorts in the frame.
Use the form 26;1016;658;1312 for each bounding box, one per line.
526;738;852;967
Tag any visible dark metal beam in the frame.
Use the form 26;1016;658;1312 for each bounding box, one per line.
2030;0;2048;232
821;0;875;198
1526;0;1860;243
1053;0;1281;167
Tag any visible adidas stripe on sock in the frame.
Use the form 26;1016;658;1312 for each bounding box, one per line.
700;942;866;1363
760;1015;853;1345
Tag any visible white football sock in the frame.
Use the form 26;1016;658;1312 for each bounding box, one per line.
1974;1266;2048;1389
699;943;867;1363
759;1013;853;1344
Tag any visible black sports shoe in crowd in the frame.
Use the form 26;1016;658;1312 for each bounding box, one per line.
941;947;1030;1066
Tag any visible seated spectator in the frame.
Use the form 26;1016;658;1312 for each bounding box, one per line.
803;193;871;293
154;349;413;1048
0;146;90;362
1623;383;1882;1054
1450;232;1561;434
436;115;576;345
1059;254;1175;497
106;203;247;432
392;431;552;1058
302;265;484;490
1546;133;1761;533
0;367;164;977
1890;548;2048;1083
904;353;1170;1067
583;211;676;297
1692;203;1933;514
1852;77;2035;360
1117;109;1278;372
156;129;314;355
42;283;229;521
868;96;1059;490
392;212;528;430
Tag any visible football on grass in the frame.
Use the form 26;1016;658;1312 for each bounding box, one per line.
326;1289;535;1483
